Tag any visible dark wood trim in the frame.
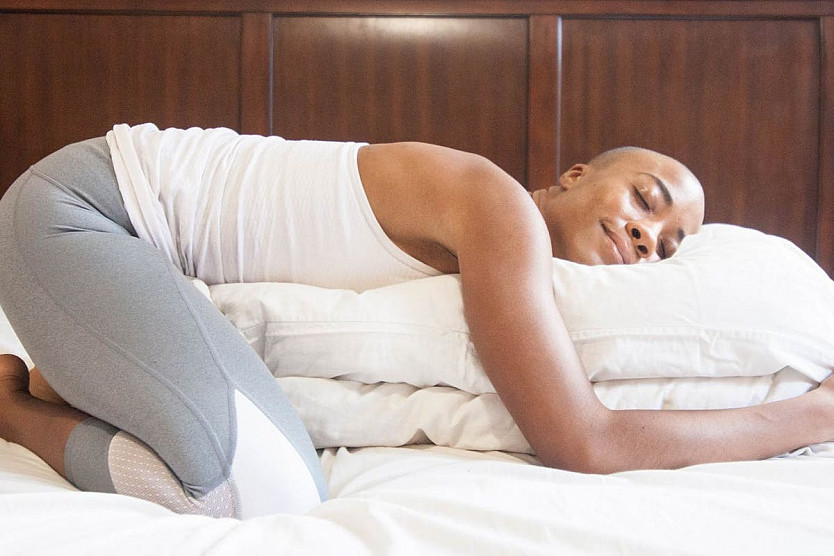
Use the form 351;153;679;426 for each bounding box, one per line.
2;1;833;17
2;1;831;273
819;16;834;275
527;15;561;191
240;12;272;135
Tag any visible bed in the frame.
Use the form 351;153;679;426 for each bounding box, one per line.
4;442;834;554
3;223;834;554
2;1;834;554
3;445;834;554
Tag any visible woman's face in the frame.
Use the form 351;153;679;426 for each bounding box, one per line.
532;150;705;265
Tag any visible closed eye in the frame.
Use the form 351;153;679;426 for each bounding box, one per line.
633;186;651;212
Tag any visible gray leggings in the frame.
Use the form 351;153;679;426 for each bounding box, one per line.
0;138;327;518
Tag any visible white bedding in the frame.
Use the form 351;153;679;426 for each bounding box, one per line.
3;223;834;554
274;374;834;455
204;225;834;454
1;439;833;555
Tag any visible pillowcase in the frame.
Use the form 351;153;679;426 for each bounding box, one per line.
275;370;818;453
552;224;834;382
209;224;834;393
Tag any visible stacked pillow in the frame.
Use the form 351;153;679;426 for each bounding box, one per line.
3;224;833;453
207;224;834;452
212;224;834;390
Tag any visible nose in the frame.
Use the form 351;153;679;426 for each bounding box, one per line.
625;221;659;261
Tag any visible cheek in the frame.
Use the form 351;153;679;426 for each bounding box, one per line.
611;192;639;218
563;228;606;265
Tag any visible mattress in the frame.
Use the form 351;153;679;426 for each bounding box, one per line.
2;439;833;555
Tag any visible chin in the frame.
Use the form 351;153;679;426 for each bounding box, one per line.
580;248;614;266
558;248;601;266
552;235;603;265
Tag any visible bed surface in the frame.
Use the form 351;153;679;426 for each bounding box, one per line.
2;440;834;555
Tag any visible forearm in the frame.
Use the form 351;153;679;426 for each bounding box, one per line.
582;387;834;473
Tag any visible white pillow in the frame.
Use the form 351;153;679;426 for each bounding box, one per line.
210;224;834;393
553;224;834;382
275;370;818;453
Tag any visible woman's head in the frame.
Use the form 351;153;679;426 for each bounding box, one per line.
531;147;704;265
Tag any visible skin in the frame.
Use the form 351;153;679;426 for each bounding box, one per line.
1;143;834;479
532;149;704;265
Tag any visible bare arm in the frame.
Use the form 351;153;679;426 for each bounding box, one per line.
359;142;834;472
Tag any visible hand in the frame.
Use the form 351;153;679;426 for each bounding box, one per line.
808;373;834;442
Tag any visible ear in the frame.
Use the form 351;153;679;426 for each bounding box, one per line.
558;164;588;190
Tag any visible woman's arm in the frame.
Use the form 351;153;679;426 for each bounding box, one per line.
451;164;834;471
359;142;834;472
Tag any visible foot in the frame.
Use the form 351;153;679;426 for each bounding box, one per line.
0;354;33;440
0;354;86;476
0;354;30;399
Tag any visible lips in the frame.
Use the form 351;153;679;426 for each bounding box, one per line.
602;223;630;264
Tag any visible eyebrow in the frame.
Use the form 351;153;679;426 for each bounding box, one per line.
639;172;674;207
639;172;687;244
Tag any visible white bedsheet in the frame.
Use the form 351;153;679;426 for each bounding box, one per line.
1;438;832;555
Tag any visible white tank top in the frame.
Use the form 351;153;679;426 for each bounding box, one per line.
105;123;442;290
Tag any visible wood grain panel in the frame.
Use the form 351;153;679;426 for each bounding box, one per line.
528;15;562;191
272;16;528;183
561;18;820;256
240;13;273;136
1;1;832;18
820;17;834;275
0;13;241;195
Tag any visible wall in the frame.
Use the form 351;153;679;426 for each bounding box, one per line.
1;1;832;272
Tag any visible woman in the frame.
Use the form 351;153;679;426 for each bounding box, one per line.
1;125;832;518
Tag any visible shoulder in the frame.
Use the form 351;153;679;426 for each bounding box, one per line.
358;142;545;257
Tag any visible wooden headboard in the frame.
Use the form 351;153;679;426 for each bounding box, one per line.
2;1;832;273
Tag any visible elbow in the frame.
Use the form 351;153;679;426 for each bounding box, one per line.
535;411;627;475
538;445;618;476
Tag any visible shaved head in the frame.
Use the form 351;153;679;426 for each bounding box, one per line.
532;145;705;265
588;147;701;191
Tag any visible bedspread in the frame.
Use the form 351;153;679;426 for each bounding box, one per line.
2;439;834;555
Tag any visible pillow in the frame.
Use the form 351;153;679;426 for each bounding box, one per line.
209;224;834;393
552;224;834;382
274;370;818;453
